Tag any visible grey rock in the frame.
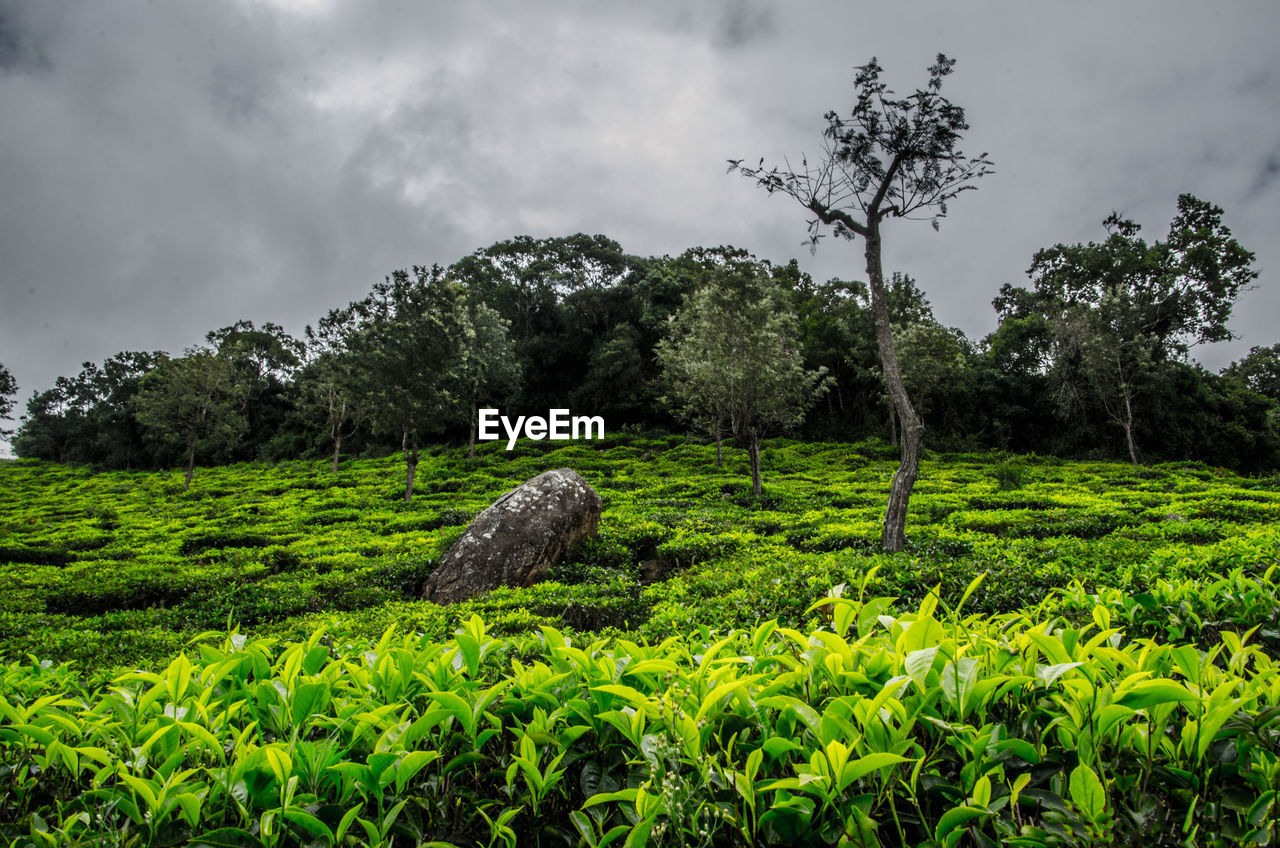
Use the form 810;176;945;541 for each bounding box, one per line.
422;468;602;604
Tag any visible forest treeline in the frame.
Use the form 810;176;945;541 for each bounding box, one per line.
5;223;1280;482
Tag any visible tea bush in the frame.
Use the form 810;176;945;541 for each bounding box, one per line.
3;442;1280;678
991;458;1028;490
2;439;1280;843
4;589;1280;846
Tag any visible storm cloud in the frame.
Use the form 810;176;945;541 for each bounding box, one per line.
3;0;1279;450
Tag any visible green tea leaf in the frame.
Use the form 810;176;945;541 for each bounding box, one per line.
838;752;910;791
190;827;267;848
935;806;987;846
1114;680;1195;710
591;684;650;711
1035;662;1083;687
281;808;335;843
395;750;442;794
1068;764;1106;820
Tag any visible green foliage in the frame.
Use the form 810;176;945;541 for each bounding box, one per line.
1022;196;1257;358
135;350;247;490
447;233;658;420
996;195;1259;463
1225;343;1280;402
3;441;1280;844
5;589;1280;846
204;320;305;463
991;458;1027;490
456;297;523;433
10;230;1280;472
893;316;971;418
656;248;830;493
333;265;481;500
0;546;74;567
11;351;167;468
177;532;274;556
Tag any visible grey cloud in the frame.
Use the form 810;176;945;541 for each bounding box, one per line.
715;0;774;49
2;1;1280;450
0;1;51;74
1248;149;1280;200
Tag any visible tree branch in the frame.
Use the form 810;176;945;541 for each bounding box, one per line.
868;151;905;220
806;200;868;238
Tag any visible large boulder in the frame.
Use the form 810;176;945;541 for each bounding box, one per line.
422;468;603;604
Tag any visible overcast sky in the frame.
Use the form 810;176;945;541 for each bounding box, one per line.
3;1;1279;452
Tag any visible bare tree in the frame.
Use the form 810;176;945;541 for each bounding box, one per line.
732;54;993;551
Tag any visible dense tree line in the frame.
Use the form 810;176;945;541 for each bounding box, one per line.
9;222;1279;483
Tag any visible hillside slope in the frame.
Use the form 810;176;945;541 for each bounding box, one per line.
4;439;1280;844
3;437;1278;675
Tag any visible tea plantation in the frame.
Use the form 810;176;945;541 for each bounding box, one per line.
2;436;1280;845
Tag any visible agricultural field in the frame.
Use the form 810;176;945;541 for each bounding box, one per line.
2;436;1280;845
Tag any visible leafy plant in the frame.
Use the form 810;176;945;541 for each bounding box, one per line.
992;458;1027;490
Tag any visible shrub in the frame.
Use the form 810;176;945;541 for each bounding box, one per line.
303;509;360;526
562;536;631;570
991;458;1027;490
656;531;747;569
178;532;274;556
0;545;73;567
263;546;304;574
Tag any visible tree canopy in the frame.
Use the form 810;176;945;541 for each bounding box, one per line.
1225;344;1280;402
657;251;830;495
135;350;246;490
337;265;475;501
997;195;1258;462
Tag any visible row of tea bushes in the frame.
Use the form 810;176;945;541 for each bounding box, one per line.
3;584;1280;846
2;438;1279;679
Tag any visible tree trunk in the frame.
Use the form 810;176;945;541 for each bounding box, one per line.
715;433;724;469
888;403;899;447
404;451;418;502
402;428;418;502
184;438;196;492
330;395;346;473
748;436;762;496
1122;390;1138;465
468;402;477;459
865;226;924;552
